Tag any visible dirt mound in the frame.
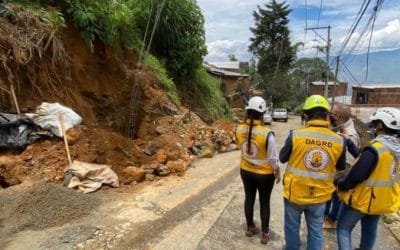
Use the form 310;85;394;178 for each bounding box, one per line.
0;182;99;238
0;5;237;189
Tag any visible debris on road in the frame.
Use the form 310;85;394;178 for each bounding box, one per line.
65;161;119;193
0;182;99;239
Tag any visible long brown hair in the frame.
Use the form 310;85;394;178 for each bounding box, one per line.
246;110;263;154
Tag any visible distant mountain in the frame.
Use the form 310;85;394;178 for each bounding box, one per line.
338;49;400;85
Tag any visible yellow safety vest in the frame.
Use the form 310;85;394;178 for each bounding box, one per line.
236;120;274;175
338;141;400;215
283;120;344;205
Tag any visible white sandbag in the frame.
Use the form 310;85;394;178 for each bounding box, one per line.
26;102;82;137
66;160;119;193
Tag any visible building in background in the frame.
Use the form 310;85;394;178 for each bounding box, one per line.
352;84;400;105
309;81;348;97
204;62;250;108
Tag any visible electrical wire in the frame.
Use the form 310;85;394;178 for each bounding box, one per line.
311;0;324;81
339;59;360;85
338;0;371;55
343;0;385;82
316;0;323;26
364;0;384;82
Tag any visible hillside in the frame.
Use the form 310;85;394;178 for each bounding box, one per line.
0;2;236;188
339;49;400;84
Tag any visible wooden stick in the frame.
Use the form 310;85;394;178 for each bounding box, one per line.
9;83;20;115
59;114;72;166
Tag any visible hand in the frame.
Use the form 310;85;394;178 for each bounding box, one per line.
274;168;281;184
338;132;350;139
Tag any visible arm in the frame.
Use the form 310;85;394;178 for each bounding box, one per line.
335;143;346;171
266;133;279;170
266;133;281;183
279;131;293;163
336;148;378;191
345;138;360;158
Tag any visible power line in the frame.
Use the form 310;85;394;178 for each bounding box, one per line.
338;0;371;56
316;0;323;26
311;0;323;83
313;0;323;57
339;58;360;85
343;0;384;59
364;0;384;82
301;0;308;57
342;0;385;82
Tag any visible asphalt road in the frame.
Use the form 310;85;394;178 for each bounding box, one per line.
148;115;399;249
3;116;399;250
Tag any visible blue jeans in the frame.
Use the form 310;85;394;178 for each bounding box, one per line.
284;199;326;250
324;192;341;221
336;203;380;250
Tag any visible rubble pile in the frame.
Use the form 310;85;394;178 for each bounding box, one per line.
0;5;238;190
0;111;237;189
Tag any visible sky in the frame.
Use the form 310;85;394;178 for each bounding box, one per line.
196;0;400;62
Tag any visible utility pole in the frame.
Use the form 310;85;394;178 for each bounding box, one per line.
332;56;340;103
305;26;331;98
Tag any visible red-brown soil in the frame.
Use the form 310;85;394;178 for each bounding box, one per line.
0;6;236;188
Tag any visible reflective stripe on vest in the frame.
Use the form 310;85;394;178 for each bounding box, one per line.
243;158;269;165
293;131;343;144
375;144;389;154
365;179;396;187
286;165;336;180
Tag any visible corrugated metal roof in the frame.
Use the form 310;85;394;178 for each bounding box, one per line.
352;84;400;89
311;81;346;86
209;61;240;70
203;63;249;77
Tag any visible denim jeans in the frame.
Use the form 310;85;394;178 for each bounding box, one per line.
336;203;380;250
284;199;326;250
324;192;341;221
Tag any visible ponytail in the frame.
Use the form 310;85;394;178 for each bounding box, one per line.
247;118;254;154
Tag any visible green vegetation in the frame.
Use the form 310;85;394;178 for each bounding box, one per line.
137;0;207;81
249;0;298;106
145;54;180;106
7;0;227;120
9;0;66;28
61;0;141;51
191;68;229;121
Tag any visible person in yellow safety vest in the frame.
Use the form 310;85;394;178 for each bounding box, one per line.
279;95;346;250
235;96;281;245
336;107;400;250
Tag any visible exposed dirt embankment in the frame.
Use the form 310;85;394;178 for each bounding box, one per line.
0;5;237;188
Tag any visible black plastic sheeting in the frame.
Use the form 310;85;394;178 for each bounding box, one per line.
0;113;48;150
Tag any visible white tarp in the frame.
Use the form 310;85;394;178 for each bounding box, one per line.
26;102;82;137
66;160;119;193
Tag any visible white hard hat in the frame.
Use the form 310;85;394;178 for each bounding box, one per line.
370;107;400;130
246;96;267;113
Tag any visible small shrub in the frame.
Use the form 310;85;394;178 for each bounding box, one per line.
9;0;66;28
191;68;229;121
145;54;180;106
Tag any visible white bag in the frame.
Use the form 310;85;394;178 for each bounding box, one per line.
26;102;82;137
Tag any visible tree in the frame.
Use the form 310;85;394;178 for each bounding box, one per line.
248;0;297;105
138;0;207;81
290;57;335;95
286;57;336;110
228;54;238;61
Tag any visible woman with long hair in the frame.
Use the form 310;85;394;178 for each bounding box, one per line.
235;96;280;244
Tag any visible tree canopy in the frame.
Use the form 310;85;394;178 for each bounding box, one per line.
249;0;295;77
249;0;297;106
138;0;207;81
